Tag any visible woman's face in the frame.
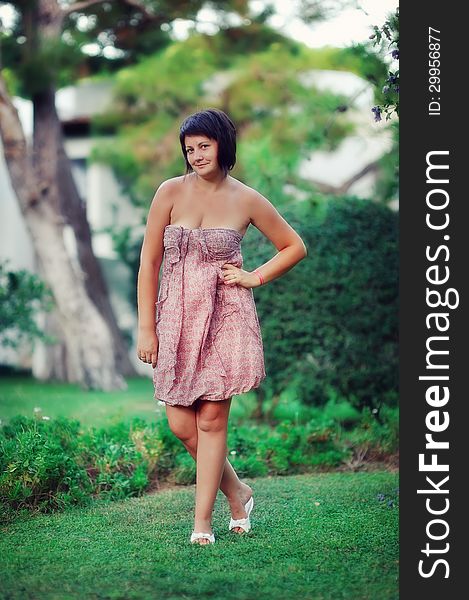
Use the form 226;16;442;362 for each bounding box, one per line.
184;135;220;176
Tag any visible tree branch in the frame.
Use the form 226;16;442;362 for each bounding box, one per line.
307;160;381;195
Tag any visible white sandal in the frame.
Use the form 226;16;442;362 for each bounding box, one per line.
190;531;215;544
229;495;254;533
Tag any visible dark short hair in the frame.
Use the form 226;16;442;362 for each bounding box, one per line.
179;108;237;177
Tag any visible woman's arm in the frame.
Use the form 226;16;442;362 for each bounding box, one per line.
136;180;174;366
222;189;307;289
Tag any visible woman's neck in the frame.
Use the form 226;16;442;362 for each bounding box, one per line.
190;170;228;193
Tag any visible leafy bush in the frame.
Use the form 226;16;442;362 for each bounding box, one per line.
227;420;349;476
254;197;398;411
0;260;54;349
172;452;197;485
321;395;362;428
0;416;92;522
0;408;397;521
270;390;362;429
343;405;399;462
78;418;164;500
0;415;164;522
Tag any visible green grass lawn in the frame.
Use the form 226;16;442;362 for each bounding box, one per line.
1;472;398;600
0;374;160;427
0;374;260;427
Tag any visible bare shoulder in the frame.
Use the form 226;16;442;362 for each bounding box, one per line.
154;175;185;198
227;177;280;229
145;177;182;229
233;180;274;218
233;180;306;254
227;178;261;211
149;176;184;211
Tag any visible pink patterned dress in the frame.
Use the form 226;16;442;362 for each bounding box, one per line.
152;225;266;407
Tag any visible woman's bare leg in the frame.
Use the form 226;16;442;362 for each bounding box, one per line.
191;398;231;541
165;400;252;542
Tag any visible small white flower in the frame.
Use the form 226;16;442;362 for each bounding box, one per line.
372;408;378;414
42;416;50;421
33;407;42;413
230;450;237;455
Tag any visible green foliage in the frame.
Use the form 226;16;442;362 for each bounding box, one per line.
344;405;399;461
332;43;389;86
90;35;222;204
1;0;250;94
0;415;92;521
369;7;399;121
0;408;398;520
0;415;164;522
321;395;362;427
0;260;55;349
230;61;352;202
62;0;176;69
375;121;399;203
198;20;297;64
1;12;87;96
265;388;361;429
15;37;85;96
253;196;398;410
173;452;197;485
78;418;164;500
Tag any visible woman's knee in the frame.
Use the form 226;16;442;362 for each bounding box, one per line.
166;405;197;442
196;399;231;433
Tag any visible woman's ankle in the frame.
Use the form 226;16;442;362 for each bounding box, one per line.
194;521;212;532
225;482;251;503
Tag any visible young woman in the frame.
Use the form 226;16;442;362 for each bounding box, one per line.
137;108;307;545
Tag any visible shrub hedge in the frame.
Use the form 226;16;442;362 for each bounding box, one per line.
0;407;398;522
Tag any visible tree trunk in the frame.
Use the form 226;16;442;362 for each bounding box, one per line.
34;85;136;377
0;74;126;390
